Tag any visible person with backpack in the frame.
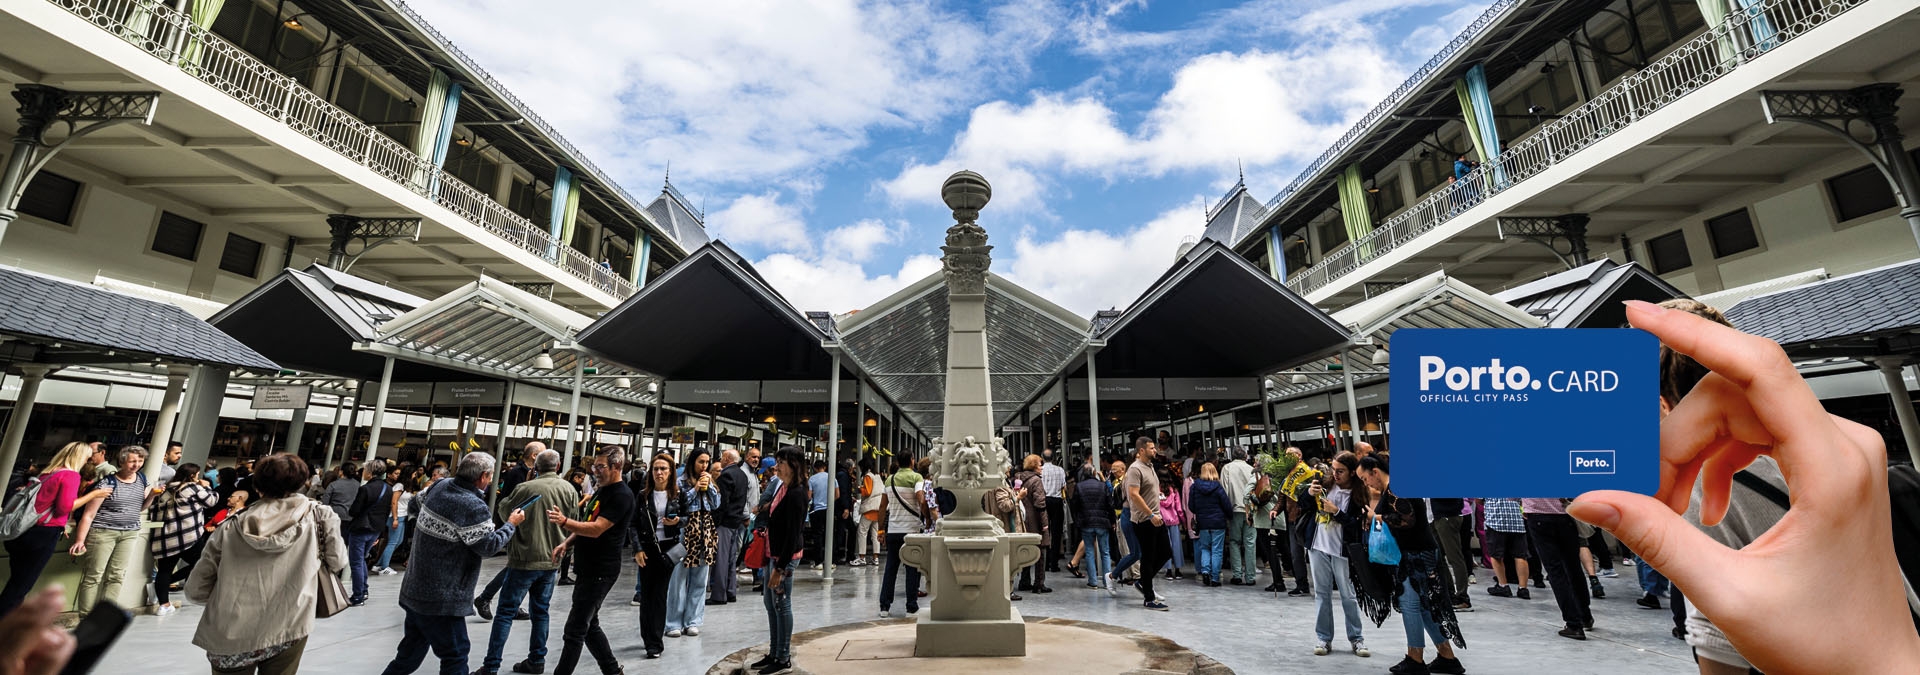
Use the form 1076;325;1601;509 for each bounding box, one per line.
1014;454;1052;594
1;442;113;616
877;458;925;617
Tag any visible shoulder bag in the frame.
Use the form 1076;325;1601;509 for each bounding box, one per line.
312;503;349;618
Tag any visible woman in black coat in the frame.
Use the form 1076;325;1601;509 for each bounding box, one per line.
753;447;810;674
630;452;686;659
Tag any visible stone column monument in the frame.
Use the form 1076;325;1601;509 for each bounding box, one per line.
900;171;1043;657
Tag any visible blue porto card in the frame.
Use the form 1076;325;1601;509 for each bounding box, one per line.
1388;328;1658;498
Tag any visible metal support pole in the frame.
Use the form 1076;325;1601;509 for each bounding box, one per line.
0;365;52;483
825;353;843;582
1086;351;1101;473
286;405;308;456
141;366;189;484
855;380;867;461
1876;358;1920;462
323;389;349;462
1261;382;1277;455
563;359;585;472
1341;350;1362;452
366;356;396;462
493;382;517;509
331;384;363;471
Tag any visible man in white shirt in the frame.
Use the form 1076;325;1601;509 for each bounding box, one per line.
1040;450;1068;571
1221;449;1258;585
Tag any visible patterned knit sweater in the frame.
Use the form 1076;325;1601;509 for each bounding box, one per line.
397;478;515;616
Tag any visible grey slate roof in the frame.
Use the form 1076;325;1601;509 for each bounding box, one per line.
0;266;277;370
1725;258;1920;350
1493;259;1686;328
1200;180;1267;247
645;183;710;249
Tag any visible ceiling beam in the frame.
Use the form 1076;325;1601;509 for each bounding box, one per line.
120;124;349;214
1571;121;1791;215
124;176;250;188
209;207;322;220
1587;207;1695;220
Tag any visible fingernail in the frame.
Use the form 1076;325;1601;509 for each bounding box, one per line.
1622;299;1665;316
1567;501;1620;530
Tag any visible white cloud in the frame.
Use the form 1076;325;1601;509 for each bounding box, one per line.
708;193;810;251
756;253;945;314
997;198;1209;315
409;0;1063;193
825;220;900;263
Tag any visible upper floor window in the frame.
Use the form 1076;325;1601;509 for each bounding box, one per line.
1826;164;1896;222
332;67;414;143
1408;146;1461;197
1314;215;1350;254
1705;208;1760;258
1646;229;1691;274
1495;62;1581;141
1590;0;1707;86
1370;174;1405;221
18;171;81;225
219;233;264;278
211;0;320;83
152;212;205;261
446;142;500;195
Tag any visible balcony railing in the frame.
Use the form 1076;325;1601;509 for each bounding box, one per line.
47;0;636;300
1288;0;1867;298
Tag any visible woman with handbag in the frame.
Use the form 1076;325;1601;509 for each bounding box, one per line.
664;447;721;638
631;452;684;659
1357;453;1465;675
151;462;218;616
187;453;347;675
753;447;809;674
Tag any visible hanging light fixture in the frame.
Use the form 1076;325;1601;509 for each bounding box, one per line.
614;377;633;389
531;350;555;370
1290;373;1309;384
865;418;878;427
1372;349;1390;366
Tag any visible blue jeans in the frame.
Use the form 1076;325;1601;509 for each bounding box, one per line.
1311;548;1364;644
347;531;379;601
1164;526;1186;573
379;610;469;675
763;560;798;660
1111;514;1142;579
665;563;712;632
377;517;407;568
879;533;921;612
1080;528;1111;587
483;568;555;670
1636;554;1669;597
1196;529;1225;578
1398;550;1446;650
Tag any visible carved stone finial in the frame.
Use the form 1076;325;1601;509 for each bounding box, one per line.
941;170;992;223
940;171;993;296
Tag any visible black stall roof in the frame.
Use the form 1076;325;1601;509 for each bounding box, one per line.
211;264;463;381
576;242;840;380
1725;259;1920;359
1081;240;1351;379
1494;259;1687;328
0;265;276;371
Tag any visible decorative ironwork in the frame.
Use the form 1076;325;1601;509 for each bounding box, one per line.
1761;84;1920;246
40;0;639;299
509;282;555;298
1362;281;1407;299
325;215;422;271
1;85;158;226
1286;0;1869;298
1496;214;1592;269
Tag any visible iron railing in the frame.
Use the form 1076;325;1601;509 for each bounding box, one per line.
47;0;636;299
1288;0;1866;297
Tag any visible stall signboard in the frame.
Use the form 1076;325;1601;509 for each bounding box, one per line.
1162;378;1259;401
592;400;648;424
251;385;312;410
1273;394;1331;420
760;380;856;403
383;382;433;406
512;385;573;413
665;380;759;404
1067;378;1163;401
433;382;505;406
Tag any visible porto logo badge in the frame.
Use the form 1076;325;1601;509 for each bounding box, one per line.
1389;328;1658;498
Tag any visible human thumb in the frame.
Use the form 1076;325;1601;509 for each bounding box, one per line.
1570;490;1734;594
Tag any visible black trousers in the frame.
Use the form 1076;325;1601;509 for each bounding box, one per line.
1586;528;1613;570
636;545;675;655
834;511;856;563
0;525;63;616
379;611;468;675
1133;521;1169;603
1527;513;1593;628
553;572;619;675
805;511;826;564
1045;497;1065;565
1256;527;1286;583
1289;515;1314;592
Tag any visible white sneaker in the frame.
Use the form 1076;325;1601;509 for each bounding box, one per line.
1313;642;1330;656
667;629;682;638
685;627;700;636
879;610;891;618
155;604;177;617
1351;640;1370;657
1154;591;1166;602
1599;569;1620;578
1105;576;1119;597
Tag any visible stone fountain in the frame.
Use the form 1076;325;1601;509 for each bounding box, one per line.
898;171;1044;657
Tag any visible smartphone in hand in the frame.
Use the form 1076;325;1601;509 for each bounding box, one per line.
60;600;132;675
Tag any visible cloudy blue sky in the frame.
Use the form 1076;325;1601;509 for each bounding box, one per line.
413;0;1489;315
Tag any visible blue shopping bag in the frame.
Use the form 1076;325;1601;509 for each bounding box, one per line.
1367;520;1401;565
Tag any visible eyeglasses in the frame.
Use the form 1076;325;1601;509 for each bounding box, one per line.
589;464;608;471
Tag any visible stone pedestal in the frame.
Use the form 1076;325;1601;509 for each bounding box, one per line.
901;529;1041;657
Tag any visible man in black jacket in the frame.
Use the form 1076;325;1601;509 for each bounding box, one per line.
346;458;392;606
710;449;750;604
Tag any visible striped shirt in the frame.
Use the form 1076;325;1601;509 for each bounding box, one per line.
1484;498;1524;533
91;473;149;531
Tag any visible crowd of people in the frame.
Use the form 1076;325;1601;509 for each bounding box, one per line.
4;300;1920;674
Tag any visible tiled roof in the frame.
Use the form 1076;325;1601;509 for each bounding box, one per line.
0;266;277;370
646;185;710;249
1725;259;1920;349
1493;259;1685;328
1201;181;1267;247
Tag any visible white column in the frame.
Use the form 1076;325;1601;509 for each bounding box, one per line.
824;353;842;581
0;365;52;479
1876;358;1920;460
142;365;190;484
285;404;309;455
323;388;352;465
175;365;230;467
365;357;396;462
1341;350;1361;452
562;358;585;472
1085;351;1100;473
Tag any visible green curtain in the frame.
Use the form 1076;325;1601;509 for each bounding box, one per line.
1696;0;1740;64
1453;80;1492;166
414;69;451;160
559;183;582;253
1337;164;1374;259
178;0;228;70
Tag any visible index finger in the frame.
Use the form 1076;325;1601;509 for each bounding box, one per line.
1624;300;1829;446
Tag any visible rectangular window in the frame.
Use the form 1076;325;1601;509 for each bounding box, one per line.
1590;0;1708;85
1495;62;1582;141
446;143;499;195
218;233;264;278
210;0;318;82
17;171;80;225
1371;175;1404;220
1705;208;1760;258
1646;229;1691;274
1314;216;1349;254
1409;148;1456;196
330;67;413;143
151;212;205;261
1826;164;1897;222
